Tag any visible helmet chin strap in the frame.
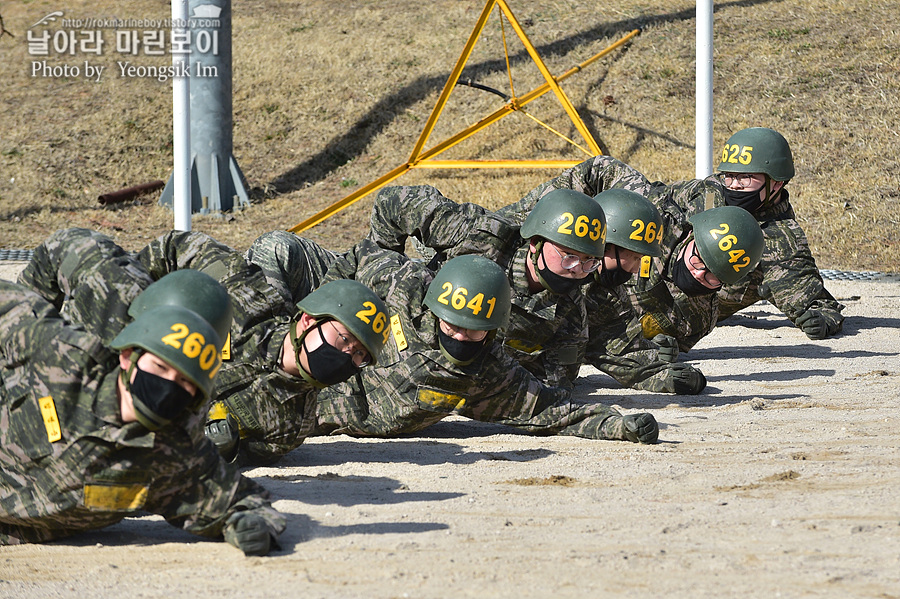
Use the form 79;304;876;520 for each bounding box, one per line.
118;348;143;395
288;316;329;389
528;240;553;292
761;175;785;207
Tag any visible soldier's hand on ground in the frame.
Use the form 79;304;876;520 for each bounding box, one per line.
666;363;707;395
224;511;272;556
796;309;827;340
652;334;679;363
623;413;659;444
205;413;240;462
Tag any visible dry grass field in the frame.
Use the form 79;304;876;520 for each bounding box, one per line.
1;0;899;271
2;4;900;597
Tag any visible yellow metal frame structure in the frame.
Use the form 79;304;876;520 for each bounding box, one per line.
289;0;640;233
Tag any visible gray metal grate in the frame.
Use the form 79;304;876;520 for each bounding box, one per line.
0;249;34;261
819;269;887;281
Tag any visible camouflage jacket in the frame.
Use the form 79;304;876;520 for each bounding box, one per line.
368;184;589;389
661;177;845;332
137;231;319;466
496;156;693;386
0;280;284;545
245;230;341;305
17;227;156;346
316;240;624;440
20;227;315;466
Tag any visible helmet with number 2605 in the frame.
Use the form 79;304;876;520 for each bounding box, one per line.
110;269;233;400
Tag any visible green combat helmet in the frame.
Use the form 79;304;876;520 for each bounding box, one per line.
424;254;512;331
717;127;795;181
520;189;607;256
296;279;392;366
689;205;765;285
593;188;663;257
110;270;233;429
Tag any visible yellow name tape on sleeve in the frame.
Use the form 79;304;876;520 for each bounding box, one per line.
221;332;232;361
504;339;542;354
417;388;467;411
640;255;653;278
38;395;62;443
83;483;149;511
390;314;408;351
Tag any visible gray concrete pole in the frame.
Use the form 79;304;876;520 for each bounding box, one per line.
160;0;250;214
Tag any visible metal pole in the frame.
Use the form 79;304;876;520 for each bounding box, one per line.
696;0;714;178
172;0;191;230
161;0;249;215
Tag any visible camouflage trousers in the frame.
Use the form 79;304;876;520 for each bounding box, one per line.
17;228;153;345
317;386;629;441
245;231;341;304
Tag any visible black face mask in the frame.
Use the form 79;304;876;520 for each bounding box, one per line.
301;325;360;386
438;329;488;366
723;187;764;214
532;243;589;294
670;257;720;297
594;245;632;288
536;263;584;294
595;267;633;288
128;365;195;430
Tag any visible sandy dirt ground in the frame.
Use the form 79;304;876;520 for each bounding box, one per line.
1;261;898;599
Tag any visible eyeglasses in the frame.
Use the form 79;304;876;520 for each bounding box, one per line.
327;321;371;367
439;320;489;342
719;173;757;188
686;243;722;289
547;243;602;273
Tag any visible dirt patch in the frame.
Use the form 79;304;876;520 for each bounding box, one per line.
503;475;578;487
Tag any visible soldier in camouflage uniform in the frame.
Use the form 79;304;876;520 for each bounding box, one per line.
647;127;845;340
0;271;285;555
314;240;658;444
250;188;606;391
365;185;608;391
497;160;709;394
624;202;765;352
18;228;389;467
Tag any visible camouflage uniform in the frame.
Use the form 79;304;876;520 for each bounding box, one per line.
621;179;723;352
0;279;285;545
17;227;155;345
20;228;317;466
367;184;588;390
316;240;641;441
137;231;324;466
657;176;845;336
497;156;706;393
245;232;340;306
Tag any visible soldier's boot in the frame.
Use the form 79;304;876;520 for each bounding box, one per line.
600;413;659;444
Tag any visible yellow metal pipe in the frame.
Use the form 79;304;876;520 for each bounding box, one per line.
287;21;642;234
516;28;641;105
287;162;412;233
410;28;643;163
415;160;581;168
408;0;497;163
496;0;601;155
